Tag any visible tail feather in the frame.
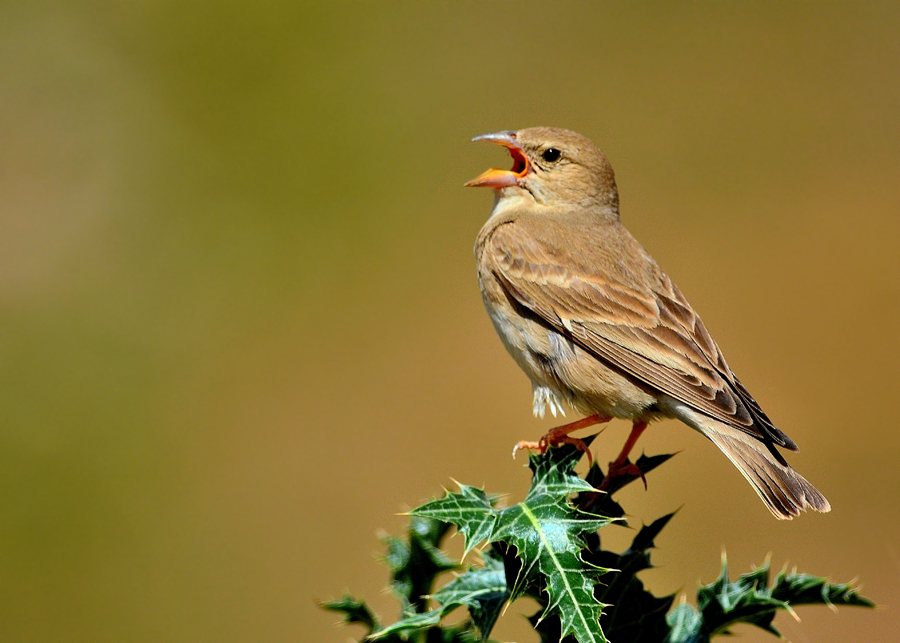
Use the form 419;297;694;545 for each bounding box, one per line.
702;422;831;519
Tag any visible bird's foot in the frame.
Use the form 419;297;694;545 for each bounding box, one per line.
598;459;646;491
512;414;611;466
596;421;650;491
512;439;541;458
513;436;594;467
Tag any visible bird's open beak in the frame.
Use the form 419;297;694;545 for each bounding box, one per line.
464;131;531;188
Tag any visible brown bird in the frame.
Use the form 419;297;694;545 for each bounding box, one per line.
466;127;830;519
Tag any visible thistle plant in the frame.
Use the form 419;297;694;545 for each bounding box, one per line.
322;436;872;643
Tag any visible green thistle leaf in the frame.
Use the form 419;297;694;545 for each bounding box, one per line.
665;601;705;643
412;484;497;558
371;550;509;641
383;516;459;613
578;452;675;518
319;595;381;635
410;440;618;643
432;550;509;637
769;568;875;608
665;554;875;642
323;431;873;643
530;510;676;643
591;514;677;642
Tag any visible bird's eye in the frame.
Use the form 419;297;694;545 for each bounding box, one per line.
541;147;561;163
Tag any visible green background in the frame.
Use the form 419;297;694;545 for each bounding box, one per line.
1;2;898;641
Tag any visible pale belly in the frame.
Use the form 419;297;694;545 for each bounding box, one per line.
478;270;660;422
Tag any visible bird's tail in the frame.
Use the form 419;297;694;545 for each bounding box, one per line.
700;420;831;519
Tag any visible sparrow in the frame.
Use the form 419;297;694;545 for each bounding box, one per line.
466;127;830;519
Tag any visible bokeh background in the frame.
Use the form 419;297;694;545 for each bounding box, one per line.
2;2;898;641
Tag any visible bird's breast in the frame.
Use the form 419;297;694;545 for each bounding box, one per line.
476;249;661;422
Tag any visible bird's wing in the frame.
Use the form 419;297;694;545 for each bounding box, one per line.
486;222;795;450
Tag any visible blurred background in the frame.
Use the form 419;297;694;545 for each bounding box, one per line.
1;2;898;641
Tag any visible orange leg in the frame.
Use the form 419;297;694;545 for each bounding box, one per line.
599;421;648;491
513;414;612;467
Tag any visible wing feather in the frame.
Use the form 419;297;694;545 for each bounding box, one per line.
487;221;796;449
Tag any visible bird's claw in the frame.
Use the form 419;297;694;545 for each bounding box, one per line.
513;436;594;467
512;440;542;459
600;460;646;491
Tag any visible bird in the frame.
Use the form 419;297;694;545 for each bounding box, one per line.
466;127;830;519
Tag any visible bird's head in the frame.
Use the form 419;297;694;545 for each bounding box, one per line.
465;127;619;214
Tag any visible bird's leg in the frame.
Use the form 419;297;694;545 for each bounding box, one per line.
513;414;612;467
599;421;648;491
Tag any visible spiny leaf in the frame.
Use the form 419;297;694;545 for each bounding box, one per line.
383;516;459;613
769;568;875;608
526;434;600;497
579;452;676;518
375;619;486;643
494;502;609;643
501;444;617;643
665;601;705;643
320;595;380;635
531;511;676;643
665;555;875;642
433;550;509;637
323;437;872;643
592;513;677;642
369;610;441;638
371;550;510;641
629;512;675;553
411;440;617;643
412;484;497;558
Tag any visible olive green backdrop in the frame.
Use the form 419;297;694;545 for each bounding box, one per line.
1;2;898;641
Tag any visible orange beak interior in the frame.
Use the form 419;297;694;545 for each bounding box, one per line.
464;134;531;188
